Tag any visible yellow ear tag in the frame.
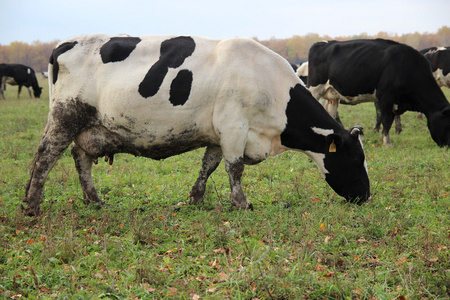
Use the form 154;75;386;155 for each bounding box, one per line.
329;139;337;152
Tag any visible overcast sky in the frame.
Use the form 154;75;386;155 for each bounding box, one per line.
0;0;448;45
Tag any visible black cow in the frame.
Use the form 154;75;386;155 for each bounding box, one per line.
0;64;42;99
375;46;450;131
308;39;450;147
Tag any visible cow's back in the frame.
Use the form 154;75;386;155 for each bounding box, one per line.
50;34;299;152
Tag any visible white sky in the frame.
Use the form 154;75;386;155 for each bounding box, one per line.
0;0;448;45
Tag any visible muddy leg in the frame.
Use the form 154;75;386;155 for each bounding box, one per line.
225;157;251;210
71;144;103;205
394;115;402;134
373;102;382;132
190;146;222;204
23;126;73;216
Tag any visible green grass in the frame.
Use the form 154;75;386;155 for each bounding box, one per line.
0;77;449;299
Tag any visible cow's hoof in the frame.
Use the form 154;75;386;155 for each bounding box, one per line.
21;205;41;217
233;201;253;210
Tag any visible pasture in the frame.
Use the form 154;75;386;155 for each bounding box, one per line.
0;76;449;299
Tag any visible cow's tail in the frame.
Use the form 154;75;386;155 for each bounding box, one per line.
47;62;53;107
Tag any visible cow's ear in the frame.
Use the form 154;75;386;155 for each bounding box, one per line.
350;125;364;137
443;106;450;117
326;134;342;153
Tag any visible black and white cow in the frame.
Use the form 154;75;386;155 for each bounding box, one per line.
0;64;43;99
23;34;370;216
420;46;450;88
308;39;450;147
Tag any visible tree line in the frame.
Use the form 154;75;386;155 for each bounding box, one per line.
0;26;449;72
257;26;450;64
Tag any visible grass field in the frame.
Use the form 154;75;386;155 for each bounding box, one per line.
0;76;449;299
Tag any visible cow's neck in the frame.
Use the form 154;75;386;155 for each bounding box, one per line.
280;84;344;154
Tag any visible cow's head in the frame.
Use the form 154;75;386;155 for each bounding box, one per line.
33;87;43;98
428;106;450;147
319;126;371;204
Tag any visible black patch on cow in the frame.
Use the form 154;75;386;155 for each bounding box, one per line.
49;41;78;84
100;37;142;63
169;69;193;106
138;36;196;98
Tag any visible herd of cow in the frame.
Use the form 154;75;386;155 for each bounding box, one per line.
1;34;448;216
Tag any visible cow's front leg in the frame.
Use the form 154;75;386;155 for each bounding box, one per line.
17;85;22;99
27;86;33;99
71;144;103;205
190;146;222;205
394;115;402;134
225;157;251;210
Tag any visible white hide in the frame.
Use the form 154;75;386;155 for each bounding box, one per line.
433;68;450;88
50;34;302;165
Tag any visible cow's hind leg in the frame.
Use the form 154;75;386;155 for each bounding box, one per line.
379;105;395;147
373;102;382;132
71;144;103;206
375;102;402;135
190;146;222;205
23;125;74;216
24;99;99;216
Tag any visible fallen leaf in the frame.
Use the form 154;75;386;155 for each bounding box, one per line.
323;272;334;277
319;222;325;231
437;245;447;252
397;257;407;264
324;235;335;243
353;288;362;295
357;237;368;244
39;286;51;293
315;264;326;271
207;286;216;293
213;247;226;254
217;273;228;280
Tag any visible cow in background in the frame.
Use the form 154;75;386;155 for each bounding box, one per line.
308;39;450;147
296;60;308;85
375;46;450;127
0;64;42;99
420;46;450;88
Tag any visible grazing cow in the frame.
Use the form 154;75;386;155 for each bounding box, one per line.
420;46;450;88
0;64;43;99
23;34;370;216
308;39;450;147
374;46;450;131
